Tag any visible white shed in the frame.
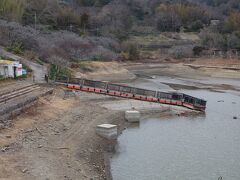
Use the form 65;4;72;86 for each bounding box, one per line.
0;60;23;78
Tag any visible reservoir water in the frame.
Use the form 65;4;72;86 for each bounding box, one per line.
110;77;240;180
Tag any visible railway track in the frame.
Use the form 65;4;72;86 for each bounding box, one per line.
0;84;40;104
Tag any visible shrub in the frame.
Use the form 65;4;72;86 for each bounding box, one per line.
156;12;181;32
228;33;240;49
185;20;204;32
22;64;32;73
0;0;26;22
121;42;139;60
225;12;240;32
56;6;81;28
5;41;24;55
169;45;194;59
199;28;227;49
49;64;71;80
0;20;120;65
193;46;206;56
35;58;44;65
0;75;5;80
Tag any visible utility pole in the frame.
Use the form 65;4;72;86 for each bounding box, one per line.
83;23;86;35
34;12;37;29
96;27;100;37
227;34;230;59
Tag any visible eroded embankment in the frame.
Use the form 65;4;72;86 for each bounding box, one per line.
0;86;53;129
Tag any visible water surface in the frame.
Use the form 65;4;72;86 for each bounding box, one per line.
111;78;240;180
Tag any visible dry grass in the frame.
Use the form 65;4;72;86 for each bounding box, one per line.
193;58;240;67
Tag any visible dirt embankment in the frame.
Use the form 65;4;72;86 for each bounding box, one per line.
0;86;194;180
0;89;128;180
73;61;135;82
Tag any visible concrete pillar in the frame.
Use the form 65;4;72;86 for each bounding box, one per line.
125;110;140;123
96;124;118;139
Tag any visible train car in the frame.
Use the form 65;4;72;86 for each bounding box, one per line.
157;92;183;106
81;79;107;93
59;77;207;112
119;85;133;97
106;83;122;96
131;87;156;97
182;94;206;111
130;87;157;101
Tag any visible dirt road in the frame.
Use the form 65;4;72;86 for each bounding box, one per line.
0;47;47;83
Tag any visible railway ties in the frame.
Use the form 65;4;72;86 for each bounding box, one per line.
0;84;40;104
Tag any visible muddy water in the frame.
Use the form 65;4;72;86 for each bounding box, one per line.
110;76;240;180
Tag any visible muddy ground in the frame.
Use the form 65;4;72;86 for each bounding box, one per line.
0;60;239;180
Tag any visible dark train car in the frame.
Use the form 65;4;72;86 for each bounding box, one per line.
119;85;132;93
81;79;107;93
107;84;121;92
131;87;156;97
182;94;206;111
82;79;106;88
83;79;97;87
157;92;172;99
157;92;183;105
105;83;131;97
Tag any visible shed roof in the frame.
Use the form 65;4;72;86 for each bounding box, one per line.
0;60;15;65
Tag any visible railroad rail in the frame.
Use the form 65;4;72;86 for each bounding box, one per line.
56;77;207;111
0;84;40;104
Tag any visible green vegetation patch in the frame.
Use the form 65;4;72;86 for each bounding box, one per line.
49;64;72;80
35;58;45;65
5;41;24;55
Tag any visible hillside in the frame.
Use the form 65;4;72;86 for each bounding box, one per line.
0;0;239;68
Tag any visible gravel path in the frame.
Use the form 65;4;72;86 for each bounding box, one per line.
0;47;47;83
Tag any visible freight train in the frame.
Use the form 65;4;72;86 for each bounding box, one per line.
56;77;207;112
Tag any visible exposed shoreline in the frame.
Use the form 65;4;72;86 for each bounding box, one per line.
0;61;239;180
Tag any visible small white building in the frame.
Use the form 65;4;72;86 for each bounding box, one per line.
0;60;23;78
210;20;220;26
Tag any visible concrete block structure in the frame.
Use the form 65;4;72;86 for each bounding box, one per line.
96;124;118;139
125;110;140;122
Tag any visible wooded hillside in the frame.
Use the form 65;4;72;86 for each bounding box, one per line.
0;0;239;64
